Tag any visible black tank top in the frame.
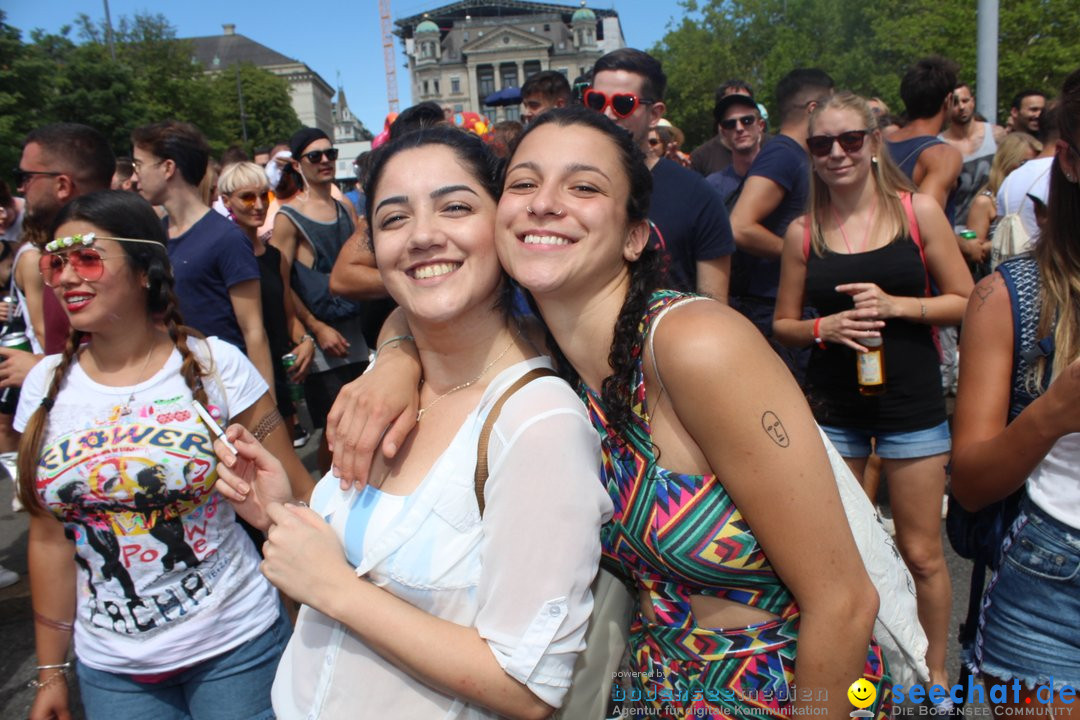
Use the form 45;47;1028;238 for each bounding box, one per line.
804;236;945;431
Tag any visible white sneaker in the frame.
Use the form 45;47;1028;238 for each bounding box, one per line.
0;565;18;589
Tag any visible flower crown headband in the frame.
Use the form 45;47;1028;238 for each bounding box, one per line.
44;232;163;254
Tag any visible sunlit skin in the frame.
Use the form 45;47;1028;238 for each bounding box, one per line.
495;123;647;302
1012;95;1045;134
809;108;876;192
950;86;975;125
371;145;503;328
589;69;664;153
49;220;147;334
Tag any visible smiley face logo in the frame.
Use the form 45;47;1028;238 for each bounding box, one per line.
847;678;877;709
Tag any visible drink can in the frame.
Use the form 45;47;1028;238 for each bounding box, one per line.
960;230;977;241
281;353;305;403
0;332;32;353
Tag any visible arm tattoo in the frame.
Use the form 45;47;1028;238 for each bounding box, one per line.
252;408;284;442
974;283;994;311
761;411;790;448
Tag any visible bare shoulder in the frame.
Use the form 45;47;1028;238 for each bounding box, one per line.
910;191;947;218
651;298;775;377
967;271;1010;318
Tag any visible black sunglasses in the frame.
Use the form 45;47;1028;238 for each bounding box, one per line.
302;148;339;163
719;115;757;131
13;167;63;187
806;130;871;157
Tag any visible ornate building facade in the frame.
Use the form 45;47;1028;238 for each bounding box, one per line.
395;1;624;123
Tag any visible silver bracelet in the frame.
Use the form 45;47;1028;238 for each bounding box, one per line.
35;662;72;671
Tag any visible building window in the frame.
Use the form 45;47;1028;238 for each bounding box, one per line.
477;65;495;101
523;60;542;79
558;68;569;77
500;62;518;90
504;105;521;122
503;35;510;44
423;80;429;95
544;23;550;31
454;104;463;113
434;80;440;94
451;77;461;94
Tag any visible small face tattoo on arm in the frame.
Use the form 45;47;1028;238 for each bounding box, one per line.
761;411;790;448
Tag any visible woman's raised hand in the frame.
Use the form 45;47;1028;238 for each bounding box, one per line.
213;424;294;531
325;349;421;490
836;282;902;319
819;308;884;353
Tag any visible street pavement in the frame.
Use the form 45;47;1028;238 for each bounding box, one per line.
0;438;987;718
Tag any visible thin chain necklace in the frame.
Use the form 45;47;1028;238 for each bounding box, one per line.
416;334;517;422
118;337;159;416
831;194;878;254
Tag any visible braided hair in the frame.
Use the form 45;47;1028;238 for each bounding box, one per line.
17;190;208;514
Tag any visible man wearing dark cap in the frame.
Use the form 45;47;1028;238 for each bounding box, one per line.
272;128;380;471
131;120;273;391
705;93;766;208
689;80;756;177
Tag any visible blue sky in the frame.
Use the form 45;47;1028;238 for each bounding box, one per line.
4;0;689;134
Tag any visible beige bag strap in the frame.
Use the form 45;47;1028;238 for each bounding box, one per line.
474;367;557;516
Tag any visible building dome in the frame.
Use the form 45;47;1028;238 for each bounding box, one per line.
572;6;596;22
416;19;439;33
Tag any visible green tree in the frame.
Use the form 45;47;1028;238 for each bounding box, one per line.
653;0;1080;149
207;63;300;154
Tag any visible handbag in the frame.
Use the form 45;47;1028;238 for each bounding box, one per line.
818;426;930;687
475;367;633;720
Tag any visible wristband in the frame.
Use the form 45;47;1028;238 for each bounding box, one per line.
919;300;927;321
298;333;314;345
812;317;826;349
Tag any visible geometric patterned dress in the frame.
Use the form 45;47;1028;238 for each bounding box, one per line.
579;290;892;717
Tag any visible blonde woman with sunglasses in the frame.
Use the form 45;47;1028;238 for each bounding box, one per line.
773;92;972;696
220;162;314;444
16;190;311;720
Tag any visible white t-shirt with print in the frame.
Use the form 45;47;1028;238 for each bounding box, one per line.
15;337;279;674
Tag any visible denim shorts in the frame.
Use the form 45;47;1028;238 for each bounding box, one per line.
76;608;290;720
820;420;951;459
975;500;1080;688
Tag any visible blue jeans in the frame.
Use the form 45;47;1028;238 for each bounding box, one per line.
976;500;1080;688
76;609;290;720
820;420;951;459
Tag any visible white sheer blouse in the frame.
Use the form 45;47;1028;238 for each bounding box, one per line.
272;357;612;719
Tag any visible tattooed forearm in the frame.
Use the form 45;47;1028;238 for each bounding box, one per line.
974;283;994;311
761;411;790;447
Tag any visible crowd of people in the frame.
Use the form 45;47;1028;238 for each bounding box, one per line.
1;39;1076;720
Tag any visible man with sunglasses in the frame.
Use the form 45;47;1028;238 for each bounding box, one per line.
131;120;273;395
728;68;834;381
705;93;766;209
588;49;734;301
272;127;381;472
690;80;756;177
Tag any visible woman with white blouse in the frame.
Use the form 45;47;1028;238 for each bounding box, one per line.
212;127;611;719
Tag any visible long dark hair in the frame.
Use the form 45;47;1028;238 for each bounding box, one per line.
509;107;662;435
1033;68;1080;387
17;190;208;514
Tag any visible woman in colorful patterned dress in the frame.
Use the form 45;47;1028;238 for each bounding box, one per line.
330;108;892;717
16;190;310;720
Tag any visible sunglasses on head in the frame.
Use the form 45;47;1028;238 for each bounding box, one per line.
39;248;108;288
806;130;871;157
232;190;270;208
719;115;757;131
302;148;339;163
583;89;656;119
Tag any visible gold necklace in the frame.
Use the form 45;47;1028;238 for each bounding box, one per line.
119;337;159;416
416;334;517;422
